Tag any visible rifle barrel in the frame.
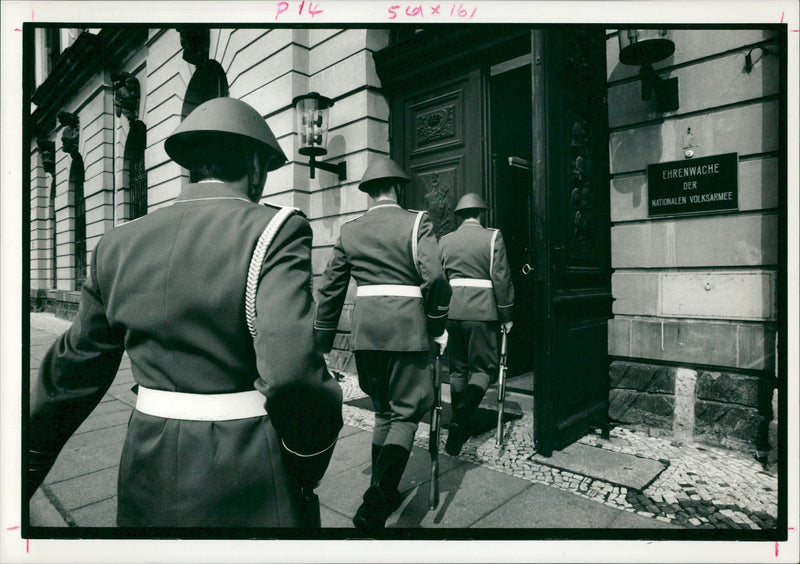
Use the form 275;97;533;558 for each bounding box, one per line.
496;329;509;447
429;354;442;509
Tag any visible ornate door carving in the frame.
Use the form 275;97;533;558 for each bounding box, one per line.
393;70;483;239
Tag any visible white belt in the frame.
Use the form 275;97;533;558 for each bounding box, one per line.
449;278;493;288
135;386;267;421
357;284;422;298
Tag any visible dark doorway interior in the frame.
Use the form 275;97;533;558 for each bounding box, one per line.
489;61;535;388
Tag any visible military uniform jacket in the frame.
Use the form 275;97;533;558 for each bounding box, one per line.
314;201;452;352
29;181;343;527
438;219;515;323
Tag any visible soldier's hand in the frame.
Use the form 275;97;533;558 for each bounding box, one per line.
503;321;514;334
433;330;448;355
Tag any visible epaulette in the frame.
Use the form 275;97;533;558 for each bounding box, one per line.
408;209;427;214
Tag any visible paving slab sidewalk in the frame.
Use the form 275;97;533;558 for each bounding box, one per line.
27;312;777;532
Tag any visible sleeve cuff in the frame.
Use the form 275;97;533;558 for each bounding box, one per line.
282;436;338;458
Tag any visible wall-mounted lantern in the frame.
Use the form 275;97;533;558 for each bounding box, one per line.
292;92;346;180
618;29;679;113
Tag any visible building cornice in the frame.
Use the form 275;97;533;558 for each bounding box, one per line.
31;28;148;137
374;27;530;93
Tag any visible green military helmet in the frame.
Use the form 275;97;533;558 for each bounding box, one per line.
164;97;287;172
455;192;488;213
358;156;411;193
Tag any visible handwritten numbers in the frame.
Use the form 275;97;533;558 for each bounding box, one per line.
275;0;324;21
388;3;477;20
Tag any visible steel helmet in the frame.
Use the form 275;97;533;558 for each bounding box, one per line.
455;192;488;213
358;156;411;193
164;97;287;172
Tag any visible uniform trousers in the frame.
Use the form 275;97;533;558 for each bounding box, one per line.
354;351;434;451
447;320;499;395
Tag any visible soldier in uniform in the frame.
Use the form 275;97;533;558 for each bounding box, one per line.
314;156;451;531
27;97;343;527
438;193;514;455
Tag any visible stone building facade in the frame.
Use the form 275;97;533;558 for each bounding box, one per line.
27;26;785;459
605;30;781;458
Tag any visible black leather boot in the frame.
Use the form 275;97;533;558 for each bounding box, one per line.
353;444;410;531
371;443;382;468
450;388;464;413
445;384;485;456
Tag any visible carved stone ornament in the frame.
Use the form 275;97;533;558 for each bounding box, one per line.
177;28;210;66
420;169;455;238
111;71;141;121
37;138;56;175
416;105;455;145
57;111;80;156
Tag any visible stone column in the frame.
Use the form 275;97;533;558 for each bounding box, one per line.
672;367;697;443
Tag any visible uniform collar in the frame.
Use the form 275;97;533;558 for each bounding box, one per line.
368;200;401;212
174;181;252;203
458;218;483;229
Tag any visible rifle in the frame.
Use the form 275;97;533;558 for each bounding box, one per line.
428;352;442;509
495;326;509;447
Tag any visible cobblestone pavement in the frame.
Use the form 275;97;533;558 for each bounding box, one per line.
338;371;778;531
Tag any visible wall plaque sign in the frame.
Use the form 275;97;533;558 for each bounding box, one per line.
647;152;738;216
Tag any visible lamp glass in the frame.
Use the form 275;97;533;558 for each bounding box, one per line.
618;29;674;66
294;93;332;157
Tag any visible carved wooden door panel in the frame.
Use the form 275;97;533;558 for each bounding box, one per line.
532;29;612;456
394;69;483;239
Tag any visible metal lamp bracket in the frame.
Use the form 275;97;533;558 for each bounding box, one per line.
639;64;679;113
304;155;347;181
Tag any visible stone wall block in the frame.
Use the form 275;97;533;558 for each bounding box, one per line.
607;318;630;357
611;214;778;269
609;361;674;393
695;371;764;407
609;100;779;175
609;389;674;428
767;387;778;466
629;318;664;360
611;271;658;316
694;401;760;447
661;321;738;366
737;324;776;371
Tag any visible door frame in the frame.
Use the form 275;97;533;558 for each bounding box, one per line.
374;27;612;456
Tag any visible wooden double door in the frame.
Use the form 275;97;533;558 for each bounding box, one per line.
376;27;612;455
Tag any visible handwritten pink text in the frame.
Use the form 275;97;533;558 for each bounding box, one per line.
275;0;324;21
388;3;477;20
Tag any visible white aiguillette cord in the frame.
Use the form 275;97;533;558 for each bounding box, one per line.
245;207;298;338
245;205;339;459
